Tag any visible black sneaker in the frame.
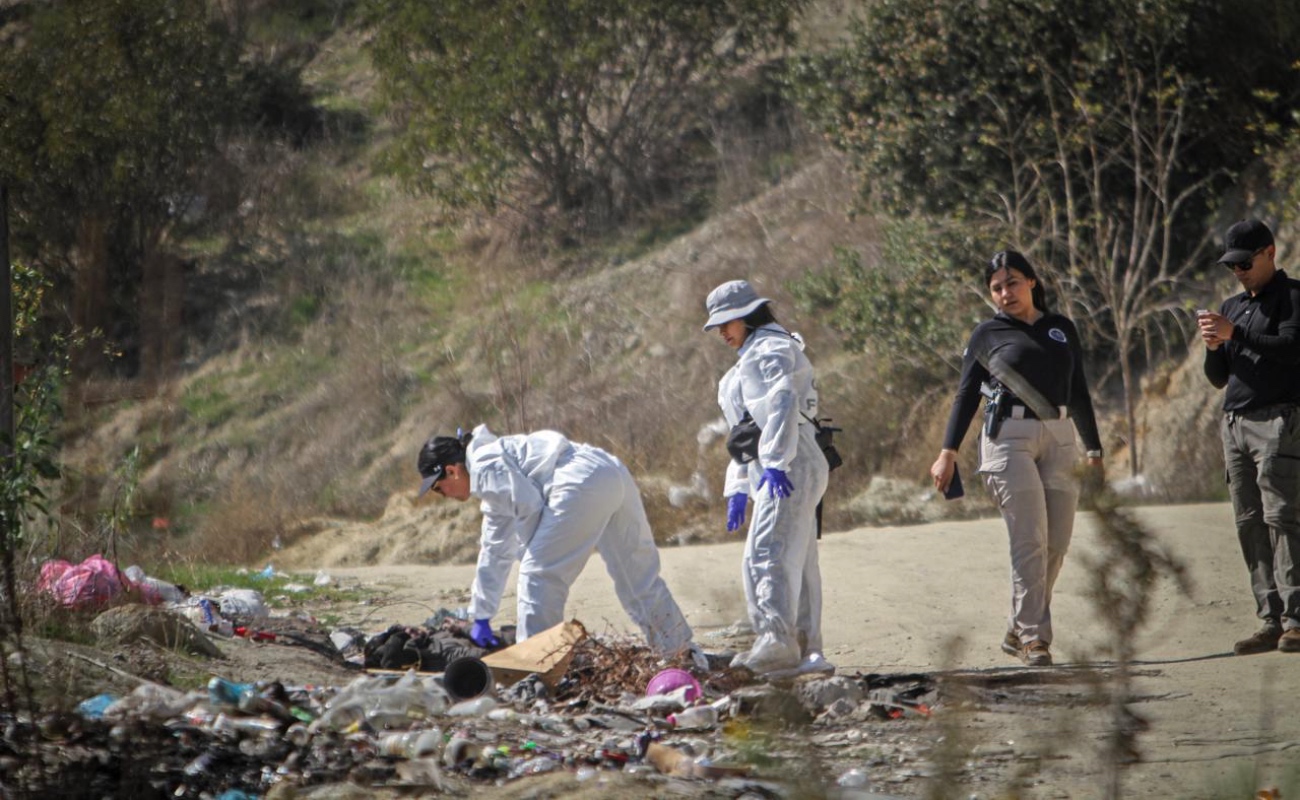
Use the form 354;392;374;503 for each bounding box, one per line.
1234;624;1282;655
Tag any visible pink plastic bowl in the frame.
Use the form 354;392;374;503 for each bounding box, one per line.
645;668;702;703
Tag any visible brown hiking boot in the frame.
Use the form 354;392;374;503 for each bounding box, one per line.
1021;640;1052;667
1279;630;1300;653
1001;631;1020;658
1233;623;1282;655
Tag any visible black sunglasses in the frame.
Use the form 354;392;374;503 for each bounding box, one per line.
1225;247;1267;271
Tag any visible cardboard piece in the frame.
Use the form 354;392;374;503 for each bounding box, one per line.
481;619;587;689
645;742;752;779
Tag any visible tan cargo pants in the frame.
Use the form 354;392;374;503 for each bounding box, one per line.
979;417;1079;646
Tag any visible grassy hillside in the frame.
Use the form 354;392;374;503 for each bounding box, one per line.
50;4;1230;571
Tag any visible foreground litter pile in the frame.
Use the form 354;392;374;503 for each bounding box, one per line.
6;593;953;799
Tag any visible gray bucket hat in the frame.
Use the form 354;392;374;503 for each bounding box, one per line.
703;280;771;331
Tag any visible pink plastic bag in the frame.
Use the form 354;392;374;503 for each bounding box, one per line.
36;554;161;609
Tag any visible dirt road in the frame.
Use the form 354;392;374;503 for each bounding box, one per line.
327;503;1300;798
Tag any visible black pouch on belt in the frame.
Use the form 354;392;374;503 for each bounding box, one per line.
805;414;843;472
726;413;761;464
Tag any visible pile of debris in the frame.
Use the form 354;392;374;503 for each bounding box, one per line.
14;565;949;798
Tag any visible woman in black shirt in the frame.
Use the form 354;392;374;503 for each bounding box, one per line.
929;250;1103;667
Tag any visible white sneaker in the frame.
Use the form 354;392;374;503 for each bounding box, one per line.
797;652;836;675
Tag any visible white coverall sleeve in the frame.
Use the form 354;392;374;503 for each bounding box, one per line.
752;350;801;472
717;368;750;497
467;461;546;620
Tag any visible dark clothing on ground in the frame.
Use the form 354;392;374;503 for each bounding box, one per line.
942;312;1102;453
362;623;515;671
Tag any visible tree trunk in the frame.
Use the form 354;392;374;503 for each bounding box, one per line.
139;249;184;396
71;213;110;398
1120;346;1139;477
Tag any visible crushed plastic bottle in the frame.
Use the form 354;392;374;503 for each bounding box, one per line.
445;695;497;717
666;705;718;730
378;728;443;759
315;671;450;731
507;756;559;779
212;713;282;736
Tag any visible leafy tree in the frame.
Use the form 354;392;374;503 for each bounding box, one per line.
364;0;807;233
0;0;239;373
792;0;1300;475
791;221;985;378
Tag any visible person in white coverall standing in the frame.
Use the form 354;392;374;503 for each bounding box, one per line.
703;280;832;677
416;425;699;661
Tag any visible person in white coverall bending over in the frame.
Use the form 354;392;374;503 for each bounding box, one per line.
703;279;832;677
417;425;699;661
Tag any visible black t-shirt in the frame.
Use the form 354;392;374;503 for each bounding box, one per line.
942;311;1102;453
1204;269;1300;412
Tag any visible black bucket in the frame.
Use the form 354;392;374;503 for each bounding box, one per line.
443;656;493;701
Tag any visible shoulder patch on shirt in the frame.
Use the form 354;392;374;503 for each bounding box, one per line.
1048;328;1068;343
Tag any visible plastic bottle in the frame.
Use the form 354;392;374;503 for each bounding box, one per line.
666;705;719;729
445;695;497;717
316;671;450;731
378;728;443;759
212;713;281;736
208;677;254;707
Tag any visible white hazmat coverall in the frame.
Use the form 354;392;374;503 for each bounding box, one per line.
464;425;693;654
718;325;829;674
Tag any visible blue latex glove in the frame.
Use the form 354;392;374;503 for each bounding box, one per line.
726;493;748;532
757;468;794;499
470;618;500;648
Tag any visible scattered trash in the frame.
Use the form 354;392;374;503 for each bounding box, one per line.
16;603;969;796
37;554;162;608
234;626;277;642
644;742;751;779
443;656;493;701
218;588;268;618
123;565;187;603
838;767;870;787
76;693;117;719
667;704;719;730
646;667;702;703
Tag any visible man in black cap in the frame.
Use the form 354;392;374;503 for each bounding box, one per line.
1200;218;1300;655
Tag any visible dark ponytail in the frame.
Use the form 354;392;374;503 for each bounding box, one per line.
739;302;778;341
986;250;1048;312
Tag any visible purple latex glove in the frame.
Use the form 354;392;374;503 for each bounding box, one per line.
726;493;748;532
470;618;500;648
757;468;794;499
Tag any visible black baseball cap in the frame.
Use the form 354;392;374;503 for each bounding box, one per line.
1218;219;1274;265
417;435;466;496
